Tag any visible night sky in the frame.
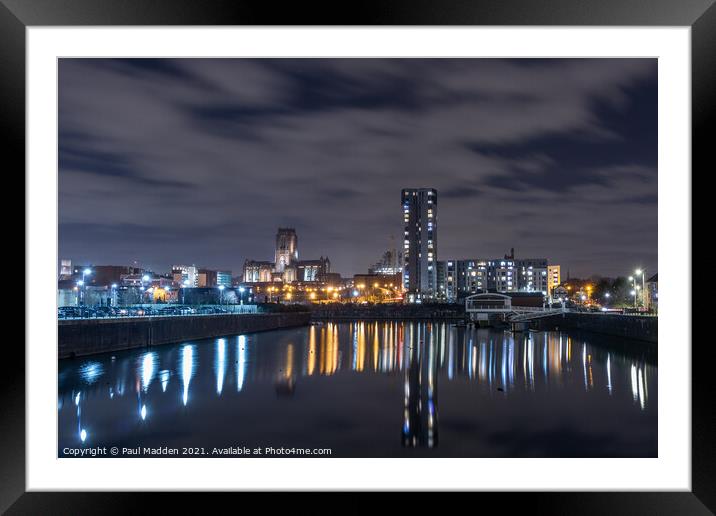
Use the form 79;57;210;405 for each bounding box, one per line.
59;58;657;278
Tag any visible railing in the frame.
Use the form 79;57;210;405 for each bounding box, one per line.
465;303;512;311
58;304;260;320
508;308;566;322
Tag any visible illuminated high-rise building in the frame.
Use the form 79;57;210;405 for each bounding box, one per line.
402;188;437;299
275;228;298;273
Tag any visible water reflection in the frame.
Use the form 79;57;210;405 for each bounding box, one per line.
181;344;195;406
403;329;438;448
59;322;657;456
215;339;226;395
237;335;247;392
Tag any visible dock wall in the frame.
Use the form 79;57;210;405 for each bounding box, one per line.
58;312;311;358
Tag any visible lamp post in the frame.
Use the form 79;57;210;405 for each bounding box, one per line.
80;268;92;305
238;286;245;305
182;279;190;305
218;284;225;305
141;274;150;305
629;276;636;308
635;269;646;308
111;283;118;307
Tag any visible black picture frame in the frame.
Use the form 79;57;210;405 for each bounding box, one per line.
3;0;710;512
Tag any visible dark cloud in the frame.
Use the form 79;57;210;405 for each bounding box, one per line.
58;58;657;277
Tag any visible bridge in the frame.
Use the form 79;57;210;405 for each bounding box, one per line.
465;293;566;325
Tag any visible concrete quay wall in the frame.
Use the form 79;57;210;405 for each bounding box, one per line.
58;312;311;358
535;312;657;343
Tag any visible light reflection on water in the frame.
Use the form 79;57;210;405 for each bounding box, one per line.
58;321;657;457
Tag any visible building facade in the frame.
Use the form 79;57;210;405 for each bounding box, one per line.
440;257;554;301
243;228;330;284
217;270;232;287
243;260;274;283
274;228;298;273
547;265;561;298
172;265;198;286
197;268;218;287
515;258;549;293
402;188;438;299
369;248;403;276
295;258;330;282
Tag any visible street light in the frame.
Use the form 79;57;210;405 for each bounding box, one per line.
218;284;225;305
80;269;92;305
238;286;245;305
635;269;646;308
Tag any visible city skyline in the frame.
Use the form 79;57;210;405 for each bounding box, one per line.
59;58;657;277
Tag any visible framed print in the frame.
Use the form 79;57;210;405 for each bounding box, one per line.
4;0;712;512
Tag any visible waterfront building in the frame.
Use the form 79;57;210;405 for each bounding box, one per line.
547;265;561;298
493;259;517;292
515;258;549;293
444;259;483;301
402;188;438;300
465;259;490;293
441;257;554;301
444;260;463;301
